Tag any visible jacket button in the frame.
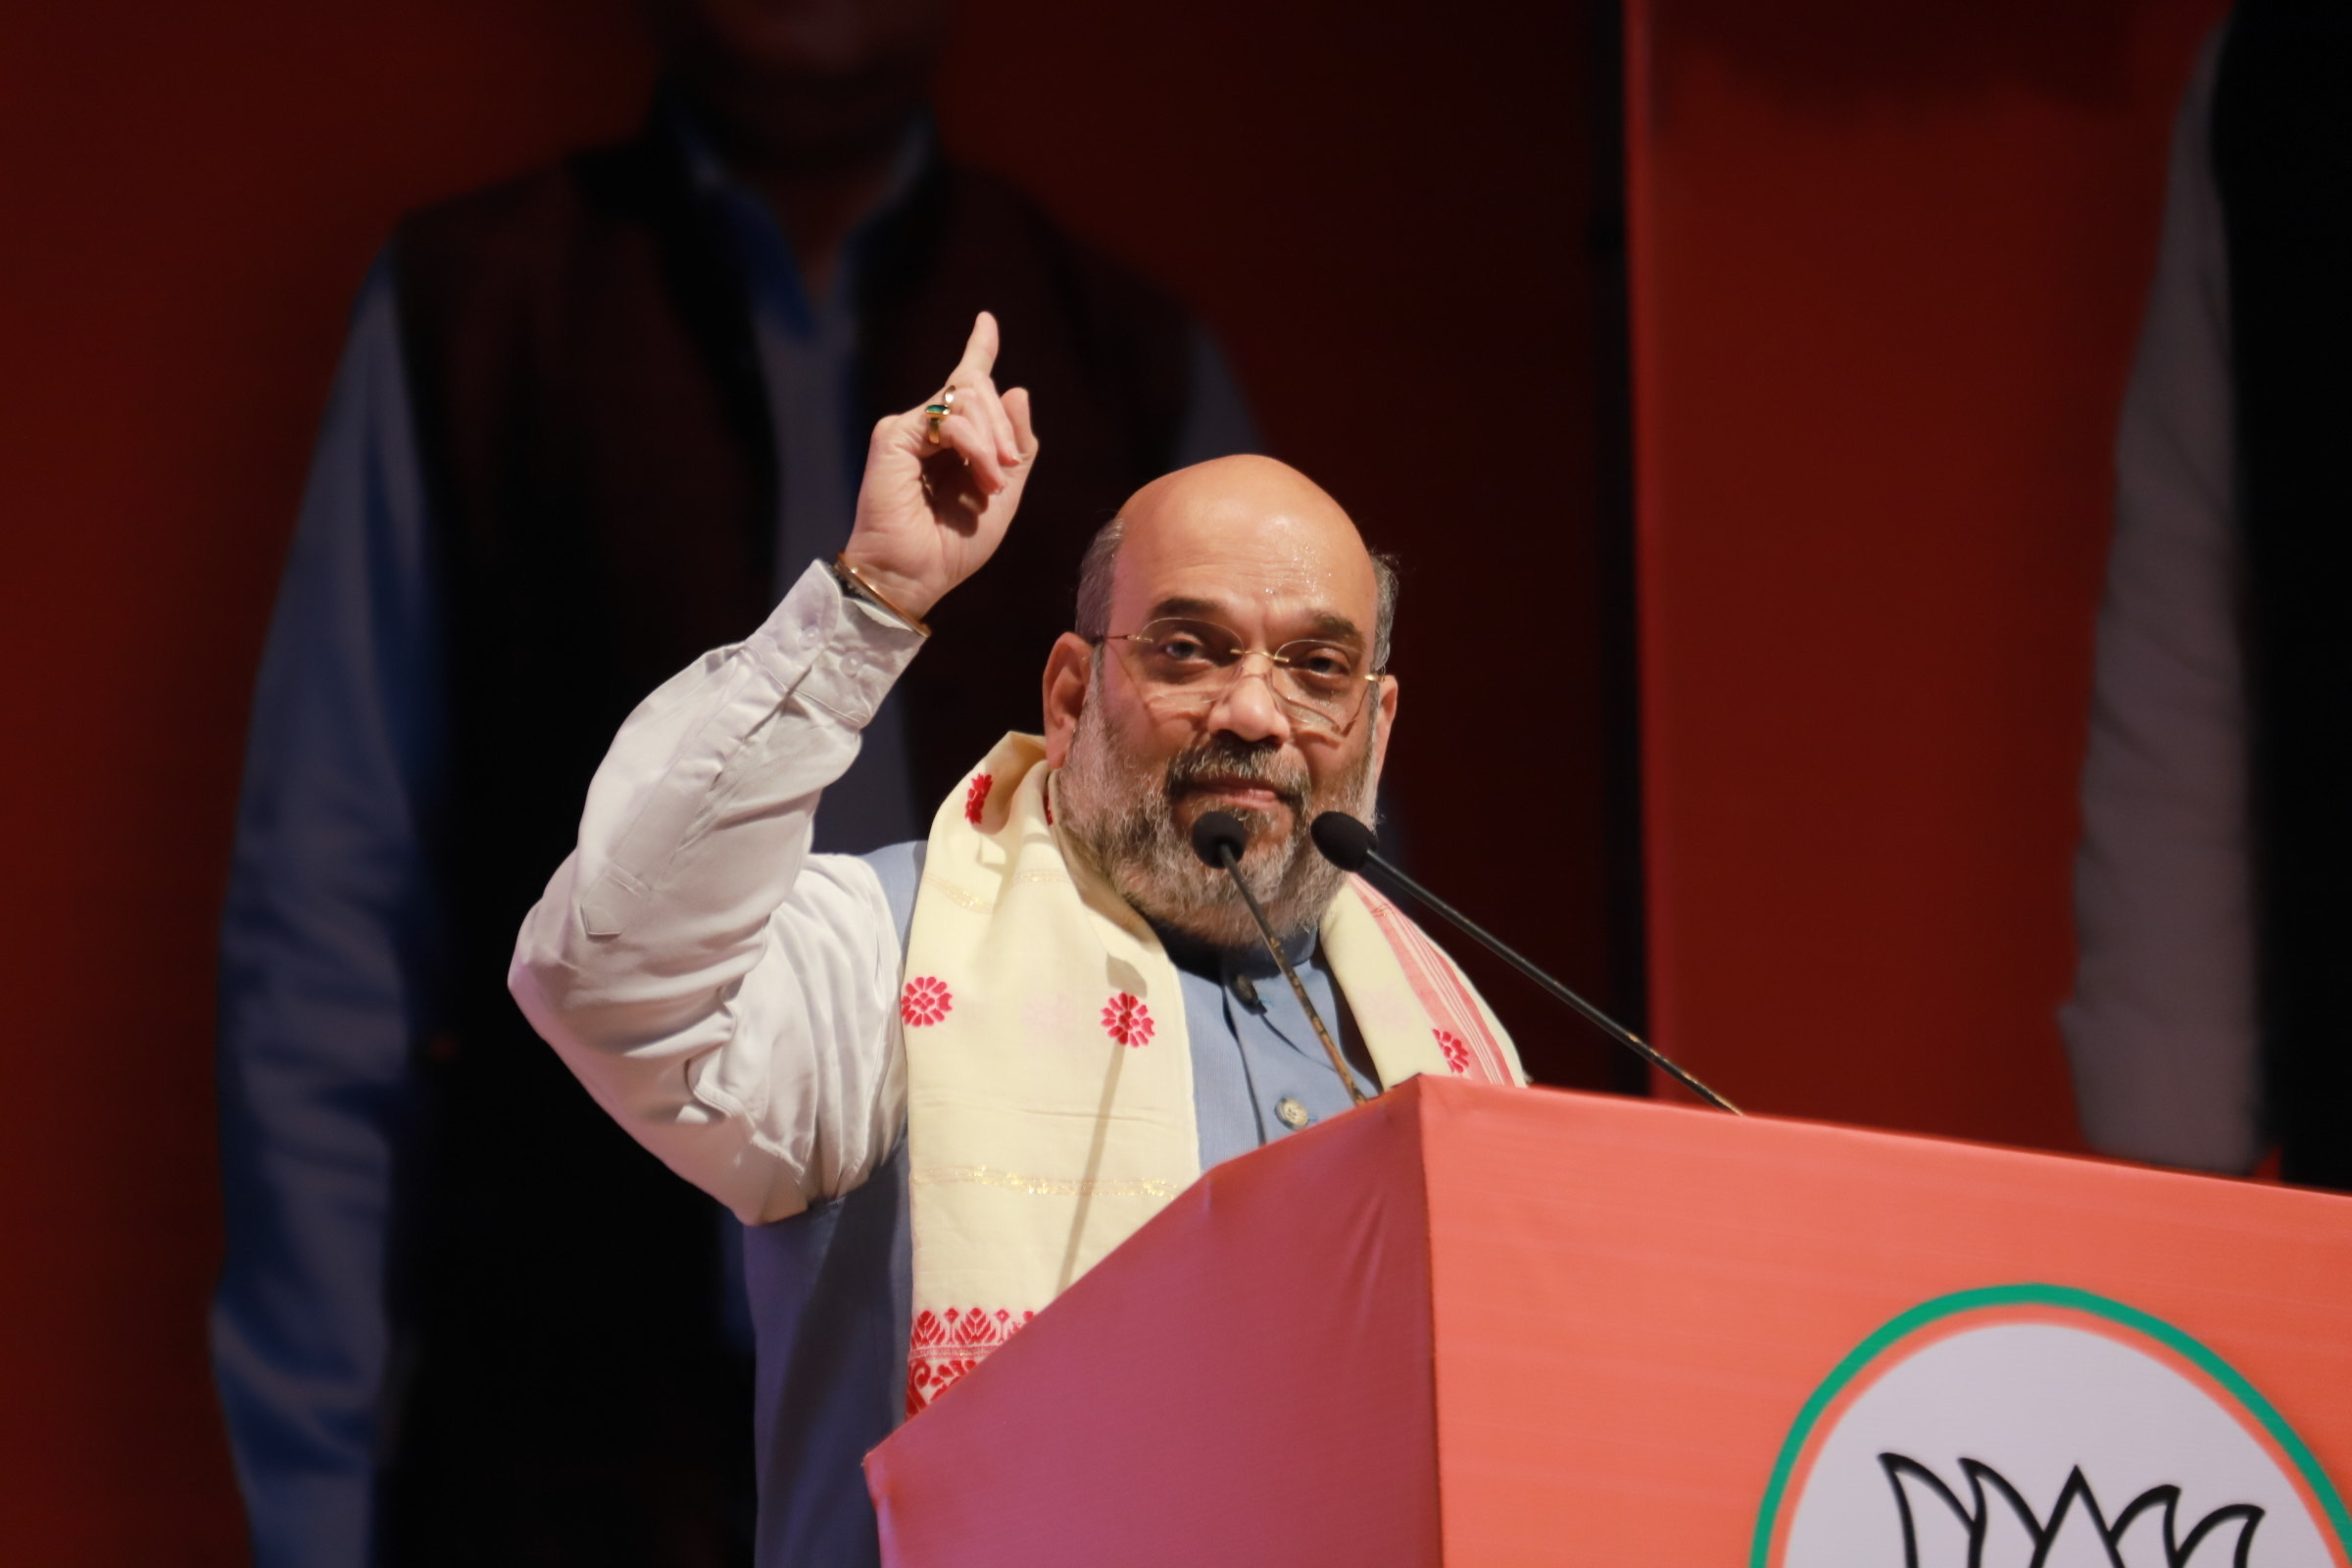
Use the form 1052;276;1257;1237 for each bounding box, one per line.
1276;1097;1310;1129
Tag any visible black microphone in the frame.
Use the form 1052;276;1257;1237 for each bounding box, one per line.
1189;809;1249;871
1310;812;1740;1114
1189;811;1367;1106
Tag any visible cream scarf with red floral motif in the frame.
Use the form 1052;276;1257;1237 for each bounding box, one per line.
897;733;1523;1416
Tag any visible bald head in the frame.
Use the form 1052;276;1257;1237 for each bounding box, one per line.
1074;456;1396;667
1123;454;1352;538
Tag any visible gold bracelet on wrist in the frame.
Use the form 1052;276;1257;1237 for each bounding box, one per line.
831;554;932;637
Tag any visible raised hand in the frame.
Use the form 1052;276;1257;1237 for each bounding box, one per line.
839;311;1039;621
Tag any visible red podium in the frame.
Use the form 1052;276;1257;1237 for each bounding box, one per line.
864;1076;2352;1566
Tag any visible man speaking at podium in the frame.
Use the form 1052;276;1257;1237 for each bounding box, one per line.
512;314;1525;1563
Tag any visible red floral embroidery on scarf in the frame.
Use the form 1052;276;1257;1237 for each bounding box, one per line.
1102;992;1154;1048
1434;1028;1471;1075
906;1305;1036;1417
901;976;953;1028
963;772;994;826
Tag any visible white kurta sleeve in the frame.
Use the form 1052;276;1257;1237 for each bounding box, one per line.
511;560;927;1223
2062;31;2265;1175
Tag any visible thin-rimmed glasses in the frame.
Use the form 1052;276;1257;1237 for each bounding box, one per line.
1096;617;1381;735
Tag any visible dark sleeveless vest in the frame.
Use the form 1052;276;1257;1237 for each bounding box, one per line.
2213;1;2352;1192
383;120;1192;1561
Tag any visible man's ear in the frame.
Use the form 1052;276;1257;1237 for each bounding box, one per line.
1370;673;1399;778
1042;633;1095;767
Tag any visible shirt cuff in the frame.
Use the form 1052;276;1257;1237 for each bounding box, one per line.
750;559;927;727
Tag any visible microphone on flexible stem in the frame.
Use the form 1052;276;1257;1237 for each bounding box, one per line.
1190;810;1368;1107
1309;812;1740;1114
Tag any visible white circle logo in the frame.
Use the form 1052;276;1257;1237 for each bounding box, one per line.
1754;1287;2350;1567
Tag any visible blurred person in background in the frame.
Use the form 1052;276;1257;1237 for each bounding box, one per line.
211;1;1253;1561
2067;1;2351;1193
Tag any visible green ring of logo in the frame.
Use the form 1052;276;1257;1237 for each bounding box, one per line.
1747;1283;2352;1566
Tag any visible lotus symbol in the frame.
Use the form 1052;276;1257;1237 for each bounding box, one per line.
1882;1453;2265;1568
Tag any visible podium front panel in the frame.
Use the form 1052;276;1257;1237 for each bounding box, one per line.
1417;1080;2352;1563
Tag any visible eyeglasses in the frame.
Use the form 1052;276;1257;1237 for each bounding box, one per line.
1097;617;1382;735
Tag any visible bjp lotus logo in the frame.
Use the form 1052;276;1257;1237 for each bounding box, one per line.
1752;1286;2352;1567
1880;1455;2264;1565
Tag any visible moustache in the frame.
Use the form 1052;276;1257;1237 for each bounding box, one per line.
1161;737;1310;815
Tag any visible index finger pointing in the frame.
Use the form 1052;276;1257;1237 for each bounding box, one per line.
952;310;1001;386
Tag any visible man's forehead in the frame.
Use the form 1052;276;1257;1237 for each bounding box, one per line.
1110;458;1377;627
